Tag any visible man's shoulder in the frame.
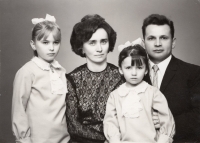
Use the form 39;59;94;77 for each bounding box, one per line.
171;56;200;69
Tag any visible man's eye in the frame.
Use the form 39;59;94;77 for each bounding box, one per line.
161;37;168;40
147;37;154;40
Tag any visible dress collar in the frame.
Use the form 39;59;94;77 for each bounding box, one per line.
31;57;62;71
118;81;148;97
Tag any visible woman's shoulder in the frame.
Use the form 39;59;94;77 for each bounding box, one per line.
68;63;87;76
107;63;118;70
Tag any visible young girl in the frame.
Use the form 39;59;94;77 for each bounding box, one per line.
12;14;70;143
103;38;175;143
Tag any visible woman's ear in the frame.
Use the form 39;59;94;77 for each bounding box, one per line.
119;67;123;75
30;40;36;50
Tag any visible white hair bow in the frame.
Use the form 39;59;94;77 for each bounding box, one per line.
31;14;56;25
118;38;143;52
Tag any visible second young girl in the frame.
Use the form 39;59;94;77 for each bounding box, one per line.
103;38;175;143
12;14;70;143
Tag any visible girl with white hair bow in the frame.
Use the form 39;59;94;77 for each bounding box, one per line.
103;38;175;143
12;14;70;143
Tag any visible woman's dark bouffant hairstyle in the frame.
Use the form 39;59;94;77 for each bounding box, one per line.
70;14;117;57
118;44;149;72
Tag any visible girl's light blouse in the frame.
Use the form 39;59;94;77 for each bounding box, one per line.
12;57;70;143
103;81;175;143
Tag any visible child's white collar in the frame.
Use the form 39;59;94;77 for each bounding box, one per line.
31;56;62;71
117;81;148;97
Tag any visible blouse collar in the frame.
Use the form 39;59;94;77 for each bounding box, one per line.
31;57;62;71
118;81;148;97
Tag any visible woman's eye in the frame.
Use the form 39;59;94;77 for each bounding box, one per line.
101;40;108;45
89;41;95;46
125;66;131;69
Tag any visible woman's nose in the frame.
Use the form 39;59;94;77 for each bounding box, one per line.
96;43;102;52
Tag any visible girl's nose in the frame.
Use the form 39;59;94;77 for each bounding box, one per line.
155;38;161;47
49;43;54;51
131;67;137;75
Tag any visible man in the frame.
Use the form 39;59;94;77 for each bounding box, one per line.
142;14;200;142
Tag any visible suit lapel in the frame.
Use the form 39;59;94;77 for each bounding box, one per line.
160;56;178;92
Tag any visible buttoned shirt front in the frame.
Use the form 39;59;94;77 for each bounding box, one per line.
149;55;172;89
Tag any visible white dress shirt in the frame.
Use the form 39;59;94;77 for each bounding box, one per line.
149;55;172;89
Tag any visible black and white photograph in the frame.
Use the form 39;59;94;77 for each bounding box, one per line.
1;0;200;143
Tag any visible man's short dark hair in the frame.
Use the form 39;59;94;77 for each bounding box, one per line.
142;14;174;39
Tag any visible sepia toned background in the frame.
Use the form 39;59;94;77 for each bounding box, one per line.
1;0;200;142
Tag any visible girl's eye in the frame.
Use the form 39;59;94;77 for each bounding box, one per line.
43;41;49;45
54;41;60;45
138;66;143;69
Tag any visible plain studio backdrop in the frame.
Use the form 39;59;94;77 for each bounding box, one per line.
0;0;200;142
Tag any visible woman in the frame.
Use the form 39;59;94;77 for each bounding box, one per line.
65;14;124;143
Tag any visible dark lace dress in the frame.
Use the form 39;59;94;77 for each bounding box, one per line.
66;63;124;143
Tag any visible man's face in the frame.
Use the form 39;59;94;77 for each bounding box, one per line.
143;24;176;64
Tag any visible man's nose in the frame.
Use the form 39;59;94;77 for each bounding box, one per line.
155;39;161;47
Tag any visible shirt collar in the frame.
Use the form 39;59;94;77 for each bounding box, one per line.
31;57;62;71
149;55;172;74
118;81;149;97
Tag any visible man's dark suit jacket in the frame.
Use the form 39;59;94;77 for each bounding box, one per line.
144;55;200;142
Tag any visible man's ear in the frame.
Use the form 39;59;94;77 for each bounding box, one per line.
30;40;36;50
172;38;176;49
119;67;123;75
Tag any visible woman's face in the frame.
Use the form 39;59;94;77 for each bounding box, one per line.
83;28;109;65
